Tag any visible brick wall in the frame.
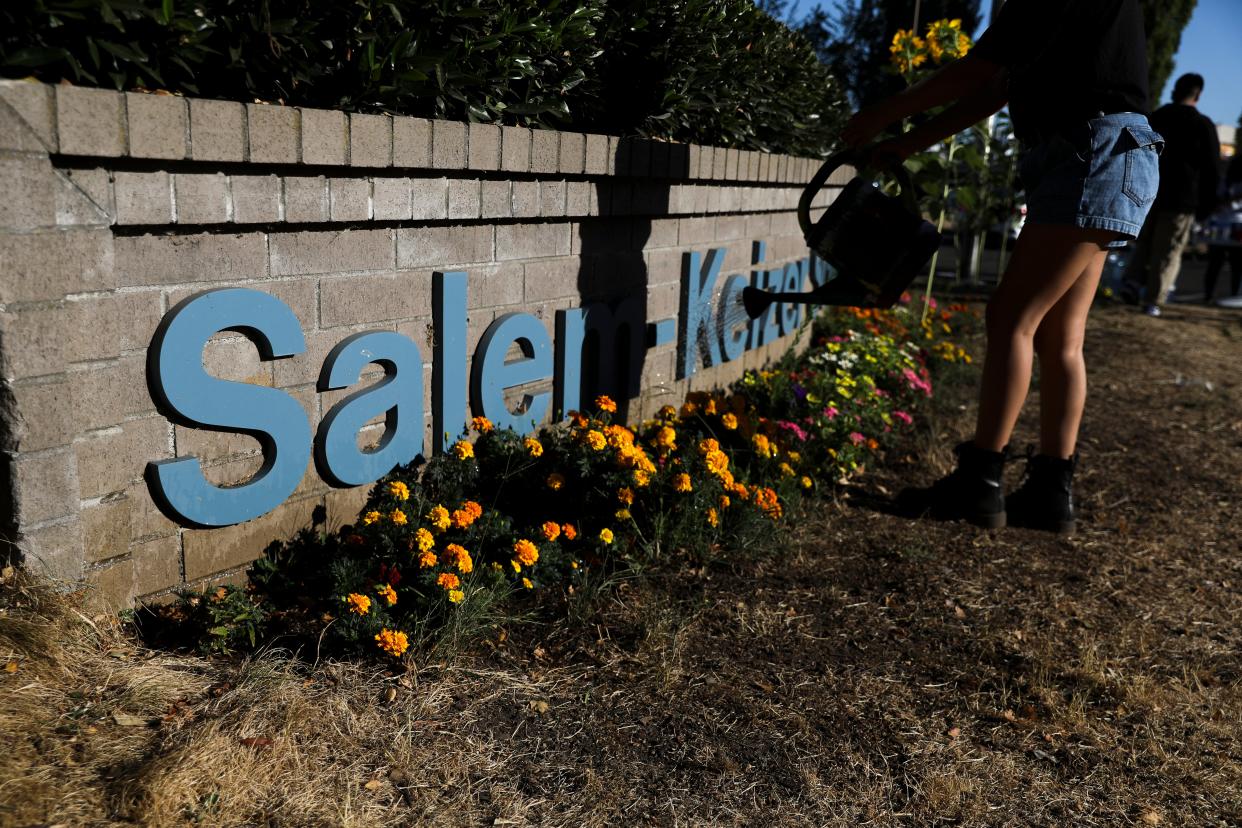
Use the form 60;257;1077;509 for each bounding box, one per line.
0;80;846;605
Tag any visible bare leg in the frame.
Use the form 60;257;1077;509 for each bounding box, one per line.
973;224;1117;452
1033;248;1109;458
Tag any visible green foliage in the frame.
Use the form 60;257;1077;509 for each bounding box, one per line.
1140;0;1197;108
1;0;847;154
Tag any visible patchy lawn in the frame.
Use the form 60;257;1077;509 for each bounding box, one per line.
3;302;1240;827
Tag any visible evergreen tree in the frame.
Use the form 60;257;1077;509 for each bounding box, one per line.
1140;0;1197;107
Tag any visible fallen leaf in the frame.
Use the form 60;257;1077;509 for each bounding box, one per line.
240;737;273;748
383;687;397;703
947;727;961;739
364;779;382;792
953;605;967;619
529;700;550;715
1002;709;1016;722
533;646;547;660
4;661;18;673
112;712;149;727
1140;810;1161;825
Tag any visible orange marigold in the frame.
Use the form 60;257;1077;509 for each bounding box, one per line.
448;589;465;604
376;583;398;606
513;539;539;566
721;413;738;430
595;395;617;413
387;480;410;501
524;436;544;457
541;521;561;542
562;523;578;540
451;440;474;460
546;472;565;491
444;543;473;574
437;572;461;590
471;415;494;434
617;487;634;506
673;473;692;493
585;430;607;451
345;593;371;615
427;505;451;532
375;628;409;658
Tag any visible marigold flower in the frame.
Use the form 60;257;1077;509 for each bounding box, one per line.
680;401;698;417
451;440;474;460
450;502;480;529
448;589;465;604
570;411;590;429
673;473;692;493
633;469;651;487
524;437;544;457
721;413;738;430
704;397;718;415
562;523;578;540
437;572;460;590
616;508;631;521
705;450;729;477
390;508;407;525
546;472;565;491
346;592;372;615
387;481;410;501
617;487;634;506
541;521;561;542
514;539;540;566
414;527;435;553
444;543;473;574
585;429;607;451
375;628;409;658
719;494;731;510
707;507;719;528
510;559;522;573
595;395;617;413
599;527;614;545
377;583;397;606
362;510;381;526
698;438;720;455
419;550;437;569
778;462;795;477
801;476;814;490
428;505;451;533
471;415;494;434
522;577;533;590
658;405;678;420
655;426;677;451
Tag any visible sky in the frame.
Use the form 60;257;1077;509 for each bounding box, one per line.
1157;0;1242;127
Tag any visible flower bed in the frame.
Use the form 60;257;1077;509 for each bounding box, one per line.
142;299;980;660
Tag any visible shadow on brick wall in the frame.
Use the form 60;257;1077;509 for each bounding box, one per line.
575;138;691;421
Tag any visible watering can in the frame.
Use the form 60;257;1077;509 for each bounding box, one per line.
742;148;941;319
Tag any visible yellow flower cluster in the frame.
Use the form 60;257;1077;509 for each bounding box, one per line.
387;480;410;501
541;521;561;541
513;539;540;567
427;505;451;533
890;28;926;74
451;440;474;460
375;628;409;657
346;592;371;615
471;415;495;434
891;18;972;75
595;395;617;414
451;500;483;529
524;436;544;457
443;543;473;574
377;583;398;606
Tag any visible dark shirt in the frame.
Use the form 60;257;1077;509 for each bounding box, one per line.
1148;102;1221;215
972;0;1150;141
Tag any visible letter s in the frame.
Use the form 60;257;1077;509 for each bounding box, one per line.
146;288;311;527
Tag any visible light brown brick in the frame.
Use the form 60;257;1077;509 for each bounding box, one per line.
397;224;493;268
393;116;431;168
523;257;579;302
410;177;448;220
432;120;466;169
174;172;230;224
57;85;125;156
230;174;281;223
283;176;328;222
531;129;558;174
14;449;78;526
301;108;347;165
126;93;187;159
83;495;132;563
76;417;170;499
324;486;372;529
173;421;263;471
467;262;524;308
10;377;74;452
584;133;609;175
320;270;433;327
63;291;161;359
0;304;69;378
373;177;411;221
188;98;244;162
0;79;57;151
0;228;113;304
511;180;538;218
349;113;392;167
270;228;393;276
481;180;511;220
558;132;585;175
329;177;372;221
56;167;112;226
116;232;266;286
540;181;567;217
183;495;320;581
247;103;300;163
0;155;55;229
22;518;83;582
495;223;570;261
70;356;149;432
565;181;590;216
448;178;480;219
127;482;181;541
129;535;184;597
114;171;171;225
467;123;500;171
500;126;530;173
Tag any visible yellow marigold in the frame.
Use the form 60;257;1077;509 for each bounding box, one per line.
546;472;565;491
448;589;465;604
377;583;397;606
658;405;678;420
387;480;410;501
390;508;407;525
705;450;729;477
673;473;692;493
707;507;719;528
444;543;473;574
415;527;435;553
599;527;614;544
471;415;494;434
345;593;371;615
418;550;437;569
569;411;590;429
801;476;813;490
375;628;409;658
524;437;544;458
513;539;539;566
616;508;631;521
562;523;578;540
655;426;677;451
778;462;795;477
451;440;474;460
595;395;617;413
522;577;533;590
437;572;460;590
585;429;607;451
428;505;451;533
450;506;476;530
721;413;738;430
463;500;482;519
752;433;772;457
605;424;635;449
698;438;720;455
617;487;634;506
541;521;561;542
704;397;718;416
788;451;801;463
633;469;651;487
510;559;521;573
680;401;698;417
362;510;381;526
719;494;731;510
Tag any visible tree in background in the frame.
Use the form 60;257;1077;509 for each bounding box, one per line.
1141;0;1197;108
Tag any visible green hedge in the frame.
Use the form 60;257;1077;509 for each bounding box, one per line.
1;0;846;155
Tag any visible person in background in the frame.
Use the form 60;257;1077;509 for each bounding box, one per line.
1201;151;1242;303
1127;73;1221;316
843;0;1158;534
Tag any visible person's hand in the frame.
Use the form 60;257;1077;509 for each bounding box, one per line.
841;105;894;149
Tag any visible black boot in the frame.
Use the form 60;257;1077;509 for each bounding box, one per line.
1006;452;1077;534
896;441;1008;528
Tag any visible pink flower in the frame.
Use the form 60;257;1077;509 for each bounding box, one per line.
875;388;889;398
892;410;914;426
776;420;809;442
849;432;866;446
823;406;839;419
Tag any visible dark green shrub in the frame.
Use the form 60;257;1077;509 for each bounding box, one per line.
1;0;846;154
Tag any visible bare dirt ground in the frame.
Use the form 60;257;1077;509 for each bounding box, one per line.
2;302;1240;827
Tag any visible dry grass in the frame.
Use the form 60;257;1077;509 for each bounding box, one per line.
2;303;1241;827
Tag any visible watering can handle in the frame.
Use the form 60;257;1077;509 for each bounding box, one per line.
797;147;919;237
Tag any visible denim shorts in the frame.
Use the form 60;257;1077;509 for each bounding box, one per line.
1019;112;1164;248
